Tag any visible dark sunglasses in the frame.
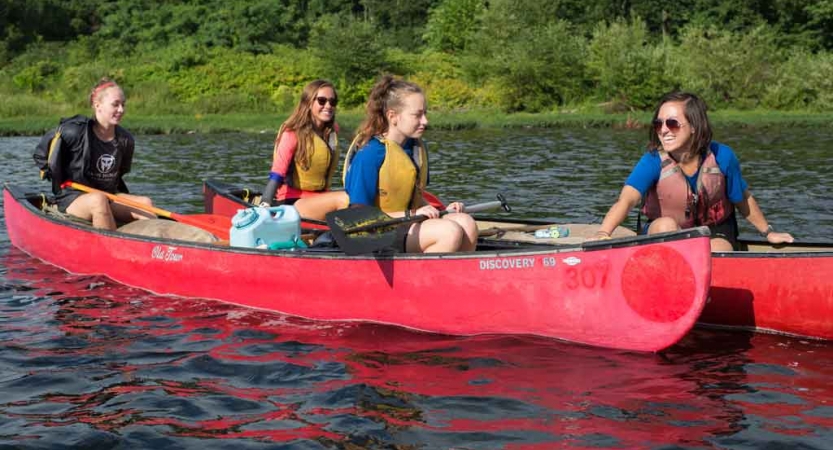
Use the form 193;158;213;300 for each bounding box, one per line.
315;96;338;107
652;118;686;132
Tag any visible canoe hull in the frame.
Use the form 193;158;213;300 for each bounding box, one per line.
202;179;833;341
703;252;833;340
5;185;711;352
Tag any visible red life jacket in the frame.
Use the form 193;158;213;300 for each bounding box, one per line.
641;150;734;228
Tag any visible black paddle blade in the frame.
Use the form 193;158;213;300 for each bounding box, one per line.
325;206;403;255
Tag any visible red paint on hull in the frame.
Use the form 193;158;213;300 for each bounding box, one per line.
703;254;833;340
5;186;712;352
203;180;833;341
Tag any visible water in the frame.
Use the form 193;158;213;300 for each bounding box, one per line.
1;127;832;449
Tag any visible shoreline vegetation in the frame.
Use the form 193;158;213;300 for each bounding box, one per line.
2;110;833;137
4;2;832;137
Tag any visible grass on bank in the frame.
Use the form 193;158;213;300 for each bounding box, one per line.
2;110;832;137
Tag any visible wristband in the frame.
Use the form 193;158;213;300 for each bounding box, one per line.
759;224;774;237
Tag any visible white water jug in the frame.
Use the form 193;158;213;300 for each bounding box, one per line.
229;205;301;249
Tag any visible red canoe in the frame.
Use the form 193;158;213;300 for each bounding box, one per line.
4;184;711;352
203;180;833;341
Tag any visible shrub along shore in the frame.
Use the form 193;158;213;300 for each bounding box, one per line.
4;2;833;138
2;110;833;137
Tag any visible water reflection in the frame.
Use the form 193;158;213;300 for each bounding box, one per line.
1;128;832;448
2;249;831;448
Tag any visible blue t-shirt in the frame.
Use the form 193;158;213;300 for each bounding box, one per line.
344;137;428;206
625;141;748;204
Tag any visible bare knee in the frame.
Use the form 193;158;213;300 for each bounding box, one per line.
68;192;111;218
710;237;734;252
445;213;478;251
648;217;680;234
67;192;116;229
408;220;465;253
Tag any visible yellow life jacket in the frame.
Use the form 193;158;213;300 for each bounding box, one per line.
343;136;428;213
285;126;339;192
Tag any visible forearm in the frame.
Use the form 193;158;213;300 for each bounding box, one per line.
260;177;281;206
597;200;633;236
736;191;770;235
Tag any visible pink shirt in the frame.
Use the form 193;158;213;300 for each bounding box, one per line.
269;124;339;201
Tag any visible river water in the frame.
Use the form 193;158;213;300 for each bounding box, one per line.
1;127;831;449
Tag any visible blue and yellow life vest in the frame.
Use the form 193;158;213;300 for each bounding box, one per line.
343;136;428;212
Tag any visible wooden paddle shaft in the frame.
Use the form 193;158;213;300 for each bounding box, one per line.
65;182;173;218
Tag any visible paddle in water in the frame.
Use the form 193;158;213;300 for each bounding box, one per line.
326;194;511;255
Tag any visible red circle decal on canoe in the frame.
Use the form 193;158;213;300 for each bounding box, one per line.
621;246;696;323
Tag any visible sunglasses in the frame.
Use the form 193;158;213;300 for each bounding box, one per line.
652;118;686;132
315;96;338;107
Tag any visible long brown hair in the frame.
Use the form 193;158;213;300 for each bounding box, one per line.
648;91;713;162
354;75;423;148
277;79;337;170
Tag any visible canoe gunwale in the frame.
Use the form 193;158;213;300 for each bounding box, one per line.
6;183;712;260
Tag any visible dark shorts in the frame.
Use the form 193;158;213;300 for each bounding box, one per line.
641;215;739;250
54;190;84;213
708;215;739;250
267;197;299;206
393;223;411;253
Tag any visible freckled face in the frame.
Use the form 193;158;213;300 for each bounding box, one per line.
94;88;126;126
390;93;428;140
655;101;693;153
311;86;336;128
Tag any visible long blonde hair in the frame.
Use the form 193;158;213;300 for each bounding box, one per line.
354;75;423;148
277;79;337;170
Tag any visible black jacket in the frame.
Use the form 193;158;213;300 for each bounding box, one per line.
34;115;134;195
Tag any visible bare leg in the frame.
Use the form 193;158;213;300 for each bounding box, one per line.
112;194;155;222
710;237;734;252
293;191;349;221
405;219;465;253
66;192;117;230
647;217;680;234
443;212;478;251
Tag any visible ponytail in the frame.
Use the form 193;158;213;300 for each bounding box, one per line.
355;75;423;148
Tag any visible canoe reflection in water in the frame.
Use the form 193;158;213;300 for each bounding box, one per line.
4;249;831;448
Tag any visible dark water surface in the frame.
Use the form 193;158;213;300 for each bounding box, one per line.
1;128;831;449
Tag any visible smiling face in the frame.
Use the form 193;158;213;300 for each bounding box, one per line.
655;101;694;154
93;87;126;127
310;86;337;129
386;92;428;145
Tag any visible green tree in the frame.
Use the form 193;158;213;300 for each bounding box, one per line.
671;24;783;107
806;0;833;49
308;13;388;105
587;18;671;109
465;0;587;111
424;0;483;53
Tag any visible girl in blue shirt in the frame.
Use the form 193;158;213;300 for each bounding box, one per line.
592;91;793;251
343;76;478;253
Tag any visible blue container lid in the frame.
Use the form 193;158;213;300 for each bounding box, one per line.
233;209;260;229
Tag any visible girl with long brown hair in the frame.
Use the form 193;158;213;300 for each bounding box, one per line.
260;80;348;220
